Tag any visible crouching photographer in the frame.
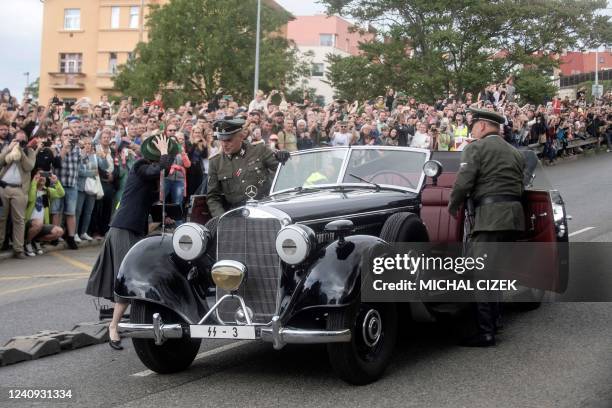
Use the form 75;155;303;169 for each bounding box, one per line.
24;169;65;256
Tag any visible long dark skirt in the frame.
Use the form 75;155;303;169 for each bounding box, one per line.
85;227;142;302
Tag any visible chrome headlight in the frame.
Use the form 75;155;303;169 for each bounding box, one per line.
211;260;246;291
423;160;443;178
275;224;316;265
172;223;210;261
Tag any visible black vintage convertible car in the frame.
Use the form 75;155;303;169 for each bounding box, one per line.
117;146;569;384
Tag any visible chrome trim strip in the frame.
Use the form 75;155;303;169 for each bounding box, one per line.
117;320;183;344
261;317;351;350
296;205;417;225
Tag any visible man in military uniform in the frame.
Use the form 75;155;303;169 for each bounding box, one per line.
207;117;290;218
448;108;525;347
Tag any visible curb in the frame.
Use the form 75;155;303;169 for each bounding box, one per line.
0;238;102;262
0;319;128;367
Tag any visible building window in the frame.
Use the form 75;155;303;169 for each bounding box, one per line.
127;52;135;62
312;63;325;77
130;7;140;29
599;56;604;64
59;53;83;73
111;7;120;29
319;34;335;47
64;9;80;30
109;53;118;74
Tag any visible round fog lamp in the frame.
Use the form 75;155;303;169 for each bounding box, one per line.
172;223;210;261
423;160;443;178
275;224;316;265
211;260;246;291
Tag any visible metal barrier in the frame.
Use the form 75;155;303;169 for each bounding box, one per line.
528;137;600;154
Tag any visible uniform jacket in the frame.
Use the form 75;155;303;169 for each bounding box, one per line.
207;142;280;218
448;133;525;232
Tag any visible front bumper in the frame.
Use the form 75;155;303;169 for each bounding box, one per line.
117;314;351;349
118;294;351;349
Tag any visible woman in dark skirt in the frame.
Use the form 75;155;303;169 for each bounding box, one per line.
86;135;177;350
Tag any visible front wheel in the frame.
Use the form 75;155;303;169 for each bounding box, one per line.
326;303;398;385
131;301;201;374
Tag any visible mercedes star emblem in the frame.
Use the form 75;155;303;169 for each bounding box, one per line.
245;185;258;200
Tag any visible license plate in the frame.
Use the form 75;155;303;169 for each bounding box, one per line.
190;325;256;340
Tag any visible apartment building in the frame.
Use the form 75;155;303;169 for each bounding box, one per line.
287;15;374;104
38;0;287;104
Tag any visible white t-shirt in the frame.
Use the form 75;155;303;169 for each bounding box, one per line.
30;191;45;221
332;132;352;146
410;132;430;149
248;99;267;113
1;163;22;185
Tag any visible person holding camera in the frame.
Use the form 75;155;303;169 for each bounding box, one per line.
0;129;38;259
51;127;82;249
24;170;65;256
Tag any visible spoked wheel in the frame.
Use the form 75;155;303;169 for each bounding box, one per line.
131;301;201;374
326;303;398;385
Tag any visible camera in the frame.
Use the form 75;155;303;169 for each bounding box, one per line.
40;171;51;178
43;139;53;148
69;138;78;147
19;139;27;148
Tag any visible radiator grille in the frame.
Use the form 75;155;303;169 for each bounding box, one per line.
216;211;281;324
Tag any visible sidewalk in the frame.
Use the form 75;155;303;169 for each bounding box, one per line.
0;239;102;262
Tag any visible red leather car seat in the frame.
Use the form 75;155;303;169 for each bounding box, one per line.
421;173;463;243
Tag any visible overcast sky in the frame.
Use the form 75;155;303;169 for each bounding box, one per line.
0;0;325;100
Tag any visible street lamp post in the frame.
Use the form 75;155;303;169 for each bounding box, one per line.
253;0;261;100
23;72;30;98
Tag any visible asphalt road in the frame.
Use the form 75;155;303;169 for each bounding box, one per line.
0;151;611;408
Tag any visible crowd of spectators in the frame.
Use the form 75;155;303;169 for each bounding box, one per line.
0;83;610;259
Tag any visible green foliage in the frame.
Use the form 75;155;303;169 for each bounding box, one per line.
28;77;39;100
114;0;300;104
514;69;557;105
321;0;612;103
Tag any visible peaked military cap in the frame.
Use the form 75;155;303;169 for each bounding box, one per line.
212;116;246;140
467;108;505;125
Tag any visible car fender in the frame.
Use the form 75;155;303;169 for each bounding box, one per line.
286;235;392;316
115;235;207;324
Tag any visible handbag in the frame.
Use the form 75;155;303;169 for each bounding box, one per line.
94;176;104;200
84;177;97;195
538;133;547;144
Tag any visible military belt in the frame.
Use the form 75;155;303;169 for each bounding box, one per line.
475;194;521;207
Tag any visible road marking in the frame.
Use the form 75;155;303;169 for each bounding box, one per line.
50;252;93;272
0;278;83;296
0;273;89;281
568;227;595;237
132;340;251;377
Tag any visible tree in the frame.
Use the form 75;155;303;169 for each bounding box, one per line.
28;77;39;99
320;0;612;103
114;0;301;103
514;69;557;105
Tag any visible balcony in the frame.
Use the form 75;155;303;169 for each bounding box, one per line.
48;72;86;90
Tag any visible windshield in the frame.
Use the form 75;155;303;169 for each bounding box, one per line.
271;147;429;194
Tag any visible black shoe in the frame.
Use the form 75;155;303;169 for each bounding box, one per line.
109;340;123;350
459;333;496;347
66;236;79;250
49;239;59;246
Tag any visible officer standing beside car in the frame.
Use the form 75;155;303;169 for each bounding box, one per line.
207;117;290;218
447;108;525;347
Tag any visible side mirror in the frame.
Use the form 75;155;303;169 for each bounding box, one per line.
423;160;443;186
324;219;354;246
